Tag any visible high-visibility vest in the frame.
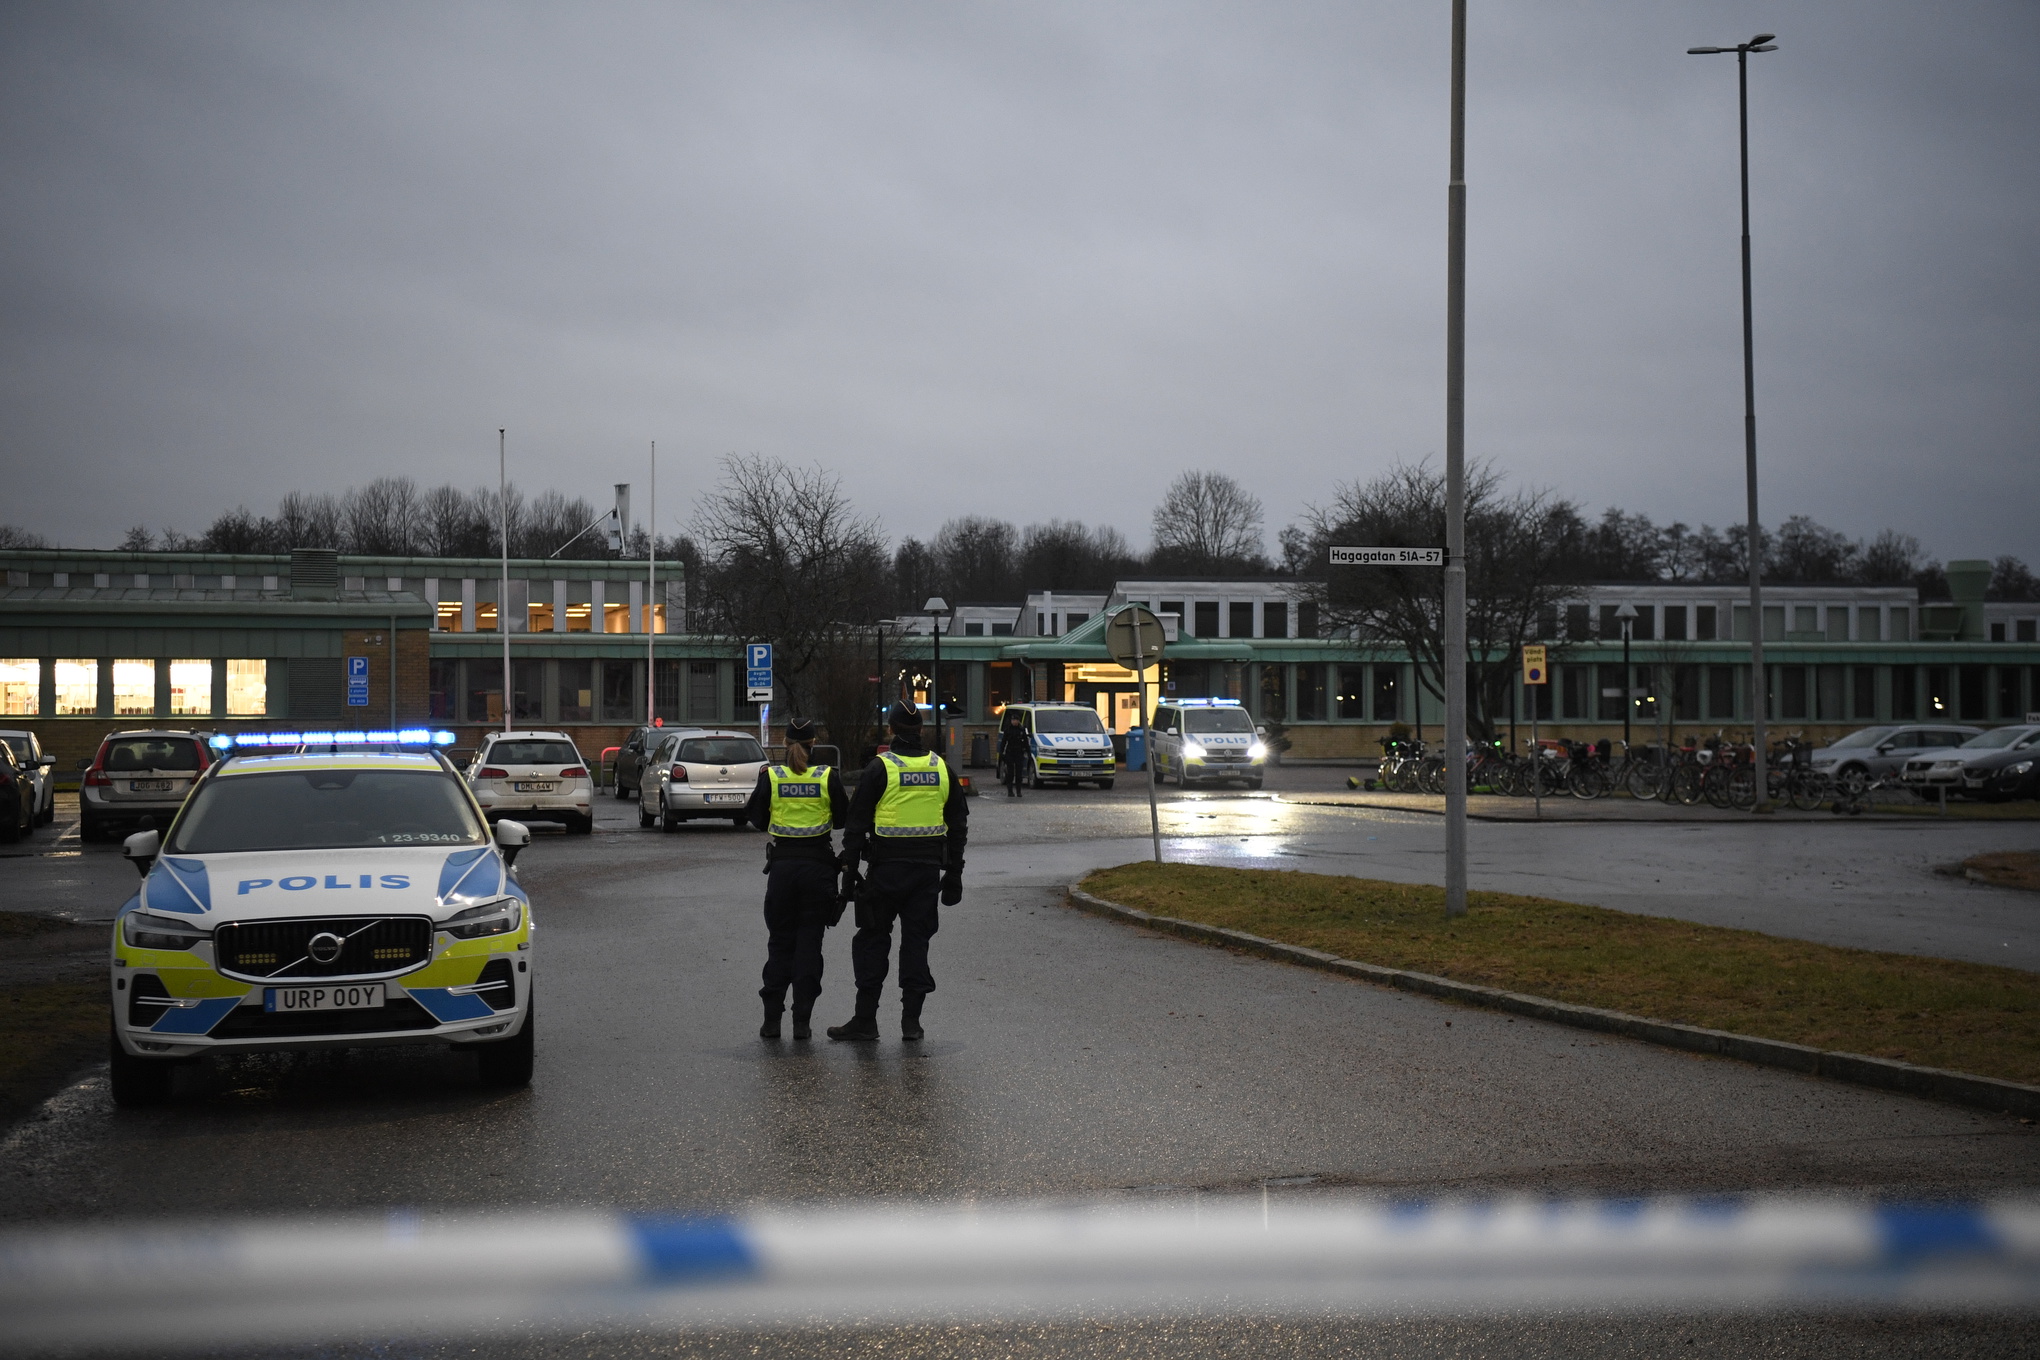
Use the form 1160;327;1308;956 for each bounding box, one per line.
767;764;832;838
873;751;949;838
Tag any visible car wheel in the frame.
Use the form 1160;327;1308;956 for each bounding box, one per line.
475;999;535;1089
638;804;656;829
567;813;593;835
660;799;680;832
1248;779;1264;790
1097;780;1114;790
108;1026;176;1107
614;780;631;801
1029;762;1045;791
0;802;18;844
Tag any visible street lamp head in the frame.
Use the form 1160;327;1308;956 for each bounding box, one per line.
1750;33;1776;45
1615;602;1639;620
1687;45;1727;54
923;596;949;614
1750;44;1778;52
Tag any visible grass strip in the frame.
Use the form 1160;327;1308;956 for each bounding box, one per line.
0;981;105;1125
1081;862;2040;1086
1962;851;2040;893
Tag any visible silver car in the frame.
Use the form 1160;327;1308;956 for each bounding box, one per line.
1902;725;2040;793
1807;723;1982;790
636;729;766;831
0;730;56;826
79;729;209;842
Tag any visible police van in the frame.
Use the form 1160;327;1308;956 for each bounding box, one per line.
1147;698;1267;789
1000;702;1118;789
106;729;536;1106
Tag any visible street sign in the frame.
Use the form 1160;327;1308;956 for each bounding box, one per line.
1331;547;1445;566
346;656;369;707
1104;605;1166;671
746;642;773;703
1521;645;1548;686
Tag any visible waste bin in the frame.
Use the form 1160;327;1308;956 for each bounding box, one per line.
969;732;991;769
1124;727;1147;772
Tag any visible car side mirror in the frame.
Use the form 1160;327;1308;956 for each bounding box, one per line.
1167;727;1178;736
1256;725;1268;736
1876;744;1895;754
39;757;55;768
494;819;531;867
123;829;160;877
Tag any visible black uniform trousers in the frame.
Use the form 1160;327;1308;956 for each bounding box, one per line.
849;859;941;1007
760;857;836;1011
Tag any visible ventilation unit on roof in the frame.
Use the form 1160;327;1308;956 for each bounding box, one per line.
290;548;338;600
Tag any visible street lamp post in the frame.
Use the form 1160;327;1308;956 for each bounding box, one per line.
1689;32;1778;810
924;597;949;766
1616;601;1638;749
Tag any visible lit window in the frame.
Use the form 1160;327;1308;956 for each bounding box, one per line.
603;603;631;633
226;660;267;715
0;659;37;716
55;660;98;715
565;602;593;633
475;602;499;633
113;659;155;715
436;600;463;633
649;604;667;634
528;603;555;632
168;660;213;716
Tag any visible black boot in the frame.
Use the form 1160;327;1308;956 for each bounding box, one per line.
790;1001;814;1041
760;1003;783;1039
900;995;925;1042
827;1011;878;1041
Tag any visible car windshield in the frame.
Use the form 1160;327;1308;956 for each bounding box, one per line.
1032;710;1105;734
679;737;764;765
486;740;581;766
1184;708;1255;734
167;769;487;852
1827;728;1894;750
104;737;202;772
1959;728;2036;750
1;736;30;761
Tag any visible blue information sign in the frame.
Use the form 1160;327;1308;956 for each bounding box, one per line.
745;642;773;701
346;655;370;707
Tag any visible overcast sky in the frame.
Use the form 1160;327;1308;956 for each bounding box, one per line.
3;1;2036;564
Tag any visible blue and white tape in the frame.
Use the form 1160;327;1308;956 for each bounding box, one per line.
3;1196;2037;1349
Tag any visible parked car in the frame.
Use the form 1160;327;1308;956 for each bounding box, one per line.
612;725;655;799
78;730;210;842
636;729;767;830
1000;701;1119;789
1149;698;1267;789
464;731;594;833
0;740;34;842
1806;724;1982;790
0;729;57;825
1901;725;2040;800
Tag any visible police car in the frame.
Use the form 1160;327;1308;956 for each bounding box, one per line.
107;729;536;1106
1000;702;1117;789
1148;698;1267;789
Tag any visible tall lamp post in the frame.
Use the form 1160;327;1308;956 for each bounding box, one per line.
924;597;949;765
1688;32;1778;810
1615;601;1638;749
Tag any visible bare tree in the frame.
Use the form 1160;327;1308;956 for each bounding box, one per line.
343;477;421;555
0;525;50;549
1150;471;1265;573
689;455;891;723
931;516;1020;602
276;492;343;549
119;525;154;551
1289;461;1584;743
1019;520;1139;590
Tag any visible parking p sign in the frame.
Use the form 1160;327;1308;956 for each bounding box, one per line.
746;642;773;703
346;655;370;706
1521;645;1548;686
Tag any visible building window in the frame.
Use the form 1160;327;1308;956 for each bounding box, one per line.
428;659;457;720
514;660;544;723
2019;620;2037;643
1892;666;1917;719
1566;604;1591;640
559;660;593;722
1229;602;1254;638
1780;666;1808;720
1707;666;1736;720
601;661;637;721
1631;606;1655;641
963;622;985;637
603;603;632;633
687;662;719;722
566;601;594;632
1525;669;1553;720
1890;608;1910;642
1695;605;1717;640
1297;603;1318;638
1852;667;1877;720
1562;665;1590;720
1857;606;1882;642
1263;602;1288;639
654;660;683;722
1959;666;1987;721
1259;664;1287;722
1793;605;1818;634
476;601;499;633
53;660;96;715
1925;666;1951;717
436;600;463;632
648;603;668;634
528;601;555;633
1193;602;1218;638
1671;665;1700;722
1997;667;2020;720
1372;666;1401;722
991;622;1013;636
1663;606;1687;641
1828;610;1850;642
1336;665;1367;719
1993;622;2008;642
168;660;213;716
467;660;504;725
113;660;155;716
0;659;37;715
1063;612;1087;632
1597;665;1626;721
1295;665;1327;720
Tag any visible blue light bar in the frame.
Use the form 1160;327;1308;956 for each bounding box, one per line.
210;730;457;750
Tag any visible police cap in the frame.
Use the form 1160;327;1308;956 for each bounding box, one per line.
887;699;923;730
785;717;817;745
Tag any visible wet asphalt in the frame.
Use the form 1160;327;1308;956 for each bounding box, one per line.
5;779;2040;1357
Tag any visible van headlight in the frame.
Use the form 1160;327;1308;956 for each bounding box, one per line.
442;900;523;939
1248;742;1267;761
122;911;210;952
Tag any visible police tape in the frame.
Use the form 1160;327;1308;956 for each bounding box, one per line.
4;1195;2038;1349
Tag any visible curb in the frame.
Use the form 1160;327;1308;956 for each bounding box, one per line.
1064;885;2040;1120
1270;795;1935;825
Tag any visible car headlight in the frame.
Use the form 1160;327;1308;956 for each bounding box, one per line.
2006;761;2034;777
442;899;523;940
1935;760;1962;770
1248;742;1267;760
123;911;210;952
1181;741;1205;760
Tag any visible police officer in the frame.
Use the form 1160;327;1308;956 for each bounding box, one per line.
828;699;968;1042
997;710;1028;798
745;718;848;1040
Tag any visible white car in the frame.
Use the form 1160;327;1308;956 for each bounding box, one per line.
636;728;767;830
0;729;56;825
108;736;535;1106
465;731;594;834
1000;702;1118;789
1148;698;1268;789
